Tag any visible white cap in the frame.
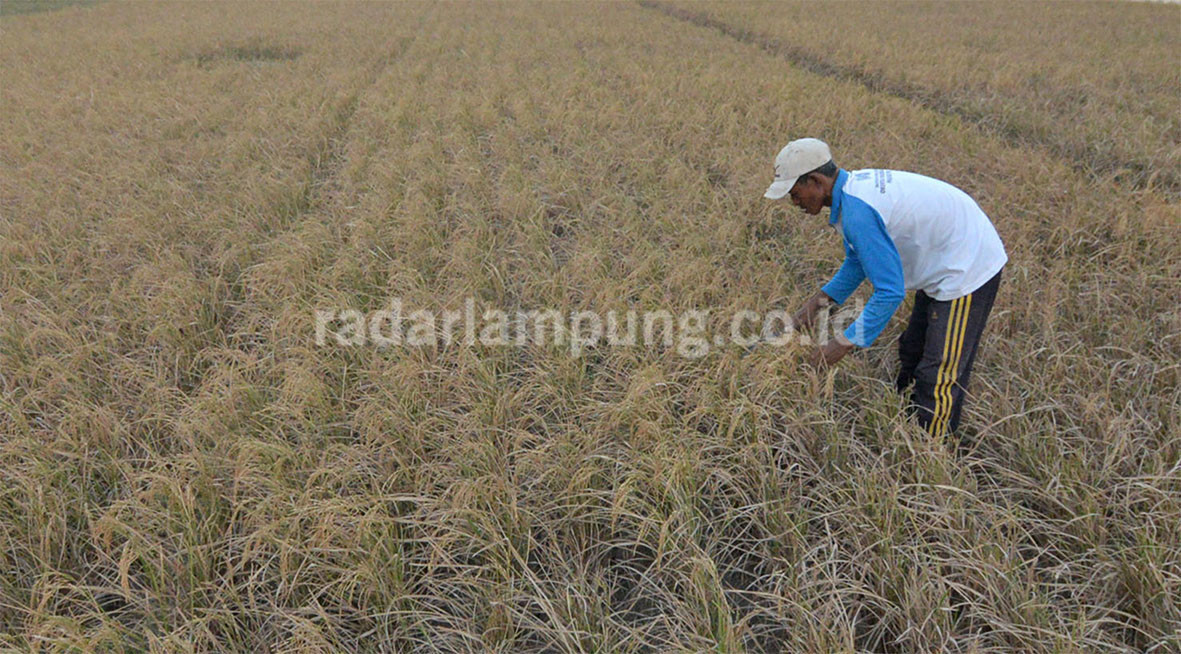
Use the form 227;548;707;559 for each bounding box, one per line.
763;138;833;199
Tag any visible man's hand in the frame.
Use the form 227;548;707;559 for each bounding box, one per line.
807;338;855;369
792;290;835;332
790;289;855;368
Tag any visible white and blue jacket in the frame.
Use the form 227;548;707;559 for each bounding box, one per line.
821;168;1008;347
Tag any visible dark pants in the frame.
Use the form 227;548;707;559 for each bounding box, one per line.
896;268;1002;436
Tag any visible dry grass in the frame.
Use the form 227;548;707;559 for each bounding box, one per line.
657;0;1181;194
1;1;1179;652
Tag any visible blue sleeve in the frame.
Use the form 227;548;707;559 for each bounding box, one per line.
837;198;906;347
821;243;866;305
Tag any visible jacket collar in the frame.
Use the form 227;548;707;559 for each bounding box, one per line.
828;168;849;226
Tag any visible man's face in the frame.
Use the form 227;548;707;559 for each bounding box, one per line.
787;175;825;215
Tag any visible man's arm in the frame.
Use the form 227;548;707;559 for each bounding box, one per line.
793;239;865;333
820;243;866;309
832;198;906;349
808;198;905;368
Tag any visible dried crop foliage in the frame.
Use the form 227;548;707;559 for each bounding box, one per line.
654;0;1181;194
1;1;1178;652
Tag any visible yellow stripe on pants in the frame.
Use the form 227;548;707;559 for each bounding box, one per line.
932;294;971;436
930;297;958;434
940;295;971;436
929;297;960;436
947;293;972;428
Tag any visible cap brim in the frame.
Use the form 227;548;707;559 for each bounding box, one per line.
763;178;797;199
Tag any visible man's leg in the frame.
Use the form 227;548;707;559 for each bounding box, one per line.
910;269;1003;436
896;290;931;392
945;269;1001;434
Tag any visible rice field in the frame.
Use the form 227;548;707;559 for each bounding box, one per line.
655;0;1181;192
1;1;1179;652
